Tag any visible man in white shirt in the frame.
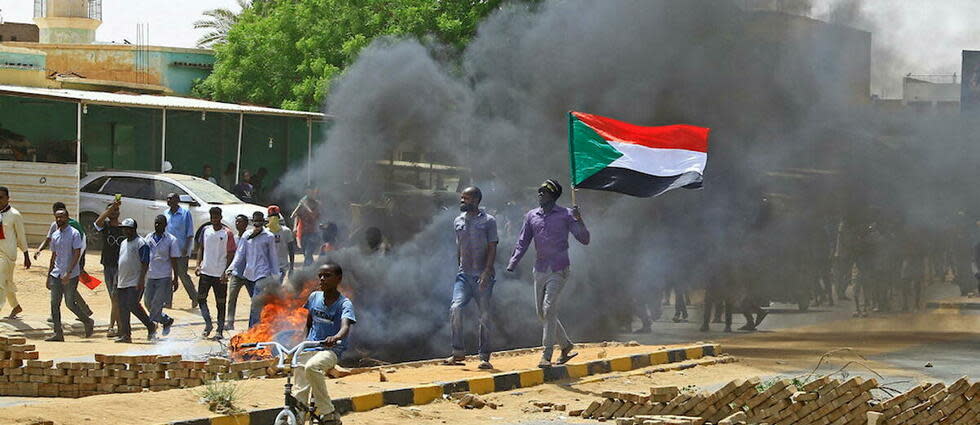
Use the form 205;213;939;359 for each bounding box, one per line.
267;205;295;281
196;207;237;340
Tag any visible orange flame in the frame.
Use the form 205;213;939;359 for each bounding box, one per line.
229;279;319;361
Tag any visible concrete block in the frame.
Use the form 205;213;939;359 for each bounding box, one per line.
140;363;164;372
718;411;746;425
180;378;204;387
74;376;97;384
114;370;138;379
138;371;164;380
206;357;231;366
100;377;124;385
26;360;53;369
612;402;634;418
12;351;39;360
28;375;51;383
602;400;625;419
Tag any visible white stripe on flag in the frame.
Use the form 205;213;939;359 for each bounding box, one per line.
606;141;707;177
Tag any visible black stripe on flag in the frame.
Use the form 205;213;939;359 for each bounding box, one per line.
577;168;703;198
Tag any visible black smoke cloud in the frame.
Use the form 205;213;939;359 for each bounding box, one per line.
277;0;980;362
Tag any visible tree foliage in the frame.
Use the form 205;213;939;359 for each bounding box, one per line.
195;0;510;111
193;0;255;49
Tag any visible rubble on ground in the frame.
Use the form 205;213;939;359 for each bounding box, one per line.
570;376;980;424
453;392;498;409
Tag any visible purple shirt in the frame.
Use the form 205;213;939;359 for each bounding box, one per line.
507;205;590;273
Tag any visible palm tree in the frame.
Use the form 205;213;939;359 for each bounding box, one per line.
193;0;252;49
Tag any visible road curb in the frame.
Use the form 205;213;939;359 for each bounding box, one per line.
926;301;980;310
166;343;720;425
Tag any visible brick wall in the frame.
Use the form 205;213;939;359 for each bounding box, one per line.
0;336;282;398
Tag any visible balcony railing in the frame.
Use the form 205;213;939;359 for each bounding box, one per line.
33;0;102;20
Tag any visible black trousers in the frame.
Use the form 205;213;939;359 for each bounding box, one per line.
198;275;228;332
118;286;153;339
702;285;733;330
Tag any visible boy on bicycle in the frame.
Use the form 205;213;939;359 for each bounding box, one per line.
295;262;354;424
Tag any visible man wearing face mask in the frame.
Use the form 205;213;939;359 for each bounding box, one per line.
507;179;589;368
444;186;498;369
226;211;279;328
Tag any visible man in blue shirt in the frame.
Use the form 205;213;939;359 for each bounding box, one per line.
445;186;498;369
165;193;197;309
226;211;279;328
293;262;353;425
144;214;180;337
45;209;94;341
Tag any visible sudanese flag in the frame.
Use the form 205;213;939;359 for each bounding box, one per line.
568;111;709;197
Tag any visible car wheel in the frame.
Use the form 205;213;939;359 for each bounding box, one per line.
80;212;103;250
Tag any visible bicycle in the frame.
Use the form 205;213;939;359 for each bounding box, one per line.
240;340;342;425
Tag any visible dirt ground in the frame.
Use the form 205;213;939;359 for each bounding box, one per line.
0;252;977;424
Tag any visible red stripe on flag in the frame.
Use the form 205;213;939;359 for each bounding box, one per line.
572;111;709;153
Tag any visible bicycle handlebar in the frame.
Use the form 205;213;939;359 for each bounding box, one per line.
239;340;335;369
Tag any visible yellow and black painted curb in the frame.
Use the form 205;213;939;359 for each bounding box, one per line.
168;344;720;425
926;300;980;311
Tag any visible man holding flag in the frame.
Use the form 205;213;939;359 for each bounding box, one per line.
507;179;589;368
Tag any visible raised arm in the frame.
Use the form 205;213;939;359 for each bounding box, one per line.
570;216;590;245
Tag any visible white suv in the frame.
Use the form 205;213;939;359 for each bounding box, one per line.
79;171;266;247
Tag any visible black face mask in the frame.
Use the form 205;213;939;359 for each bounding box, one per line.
460;203;477;212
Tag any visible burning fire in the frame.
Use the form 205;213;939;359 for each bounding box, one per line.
229;278;319;361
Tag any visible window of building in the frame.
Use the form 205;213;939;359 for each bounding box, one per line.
10;36;16;41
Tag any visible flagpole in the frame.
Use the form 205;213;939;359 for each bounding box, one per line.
567;111;577;207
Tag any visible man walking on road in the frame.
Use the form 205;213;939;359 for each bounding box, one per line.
226;211;279;328
292;186;322;266
445;186;498;369
507;179;589;368
46;209;95;341
115;218;157;343
225;214;251;330
165;193;196;308
0;187;30;319
36;202;93;321
94;200;124;337
144;215;179;337
196;207;236;340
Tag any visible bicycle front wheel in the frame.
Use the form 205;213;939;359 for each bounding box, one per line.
274;408;298;425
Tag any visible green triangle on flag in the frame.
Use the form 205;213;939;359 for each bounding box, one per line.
569;114;623;186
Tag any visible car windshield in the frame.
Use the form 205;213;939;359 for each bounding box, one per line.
177;178;243;205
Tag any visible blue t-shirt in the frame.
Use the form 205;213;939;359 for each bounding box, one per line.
304;292;355;355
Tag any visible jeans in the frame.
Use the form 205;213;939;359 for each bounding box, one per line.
533;269;573;360
198;274;227;332
225;275;254;330
117;286;153;340
174;257;196;305
48;275;91;335
301;235;320;267
248;275;279;328
293;350;339;416
449;273;494;360
104;265;119;328
143;277;173;324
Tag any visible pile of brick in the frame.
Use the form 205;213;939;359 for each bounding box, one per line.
573;376;980;425
0;336;281;398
